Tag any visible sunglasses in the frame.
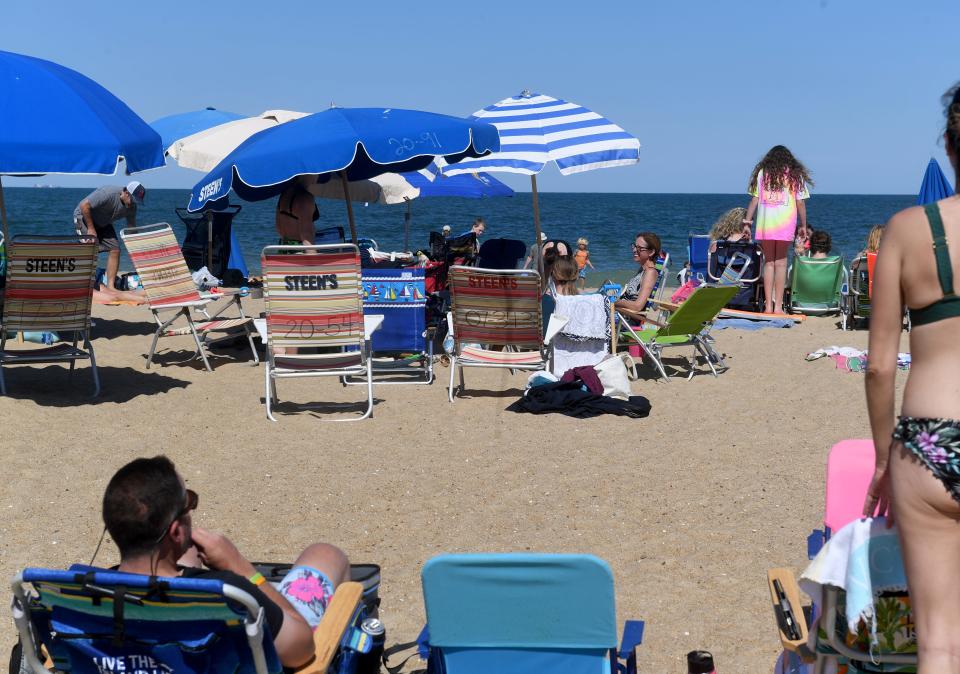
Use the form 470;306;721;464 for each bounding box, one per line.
632;244;654;252
152;488;199;545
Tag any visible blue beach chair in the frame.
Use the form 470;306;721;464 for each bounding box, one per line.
11;567;368;674
351;267;434;385
416;553;644;674
686;234;711;283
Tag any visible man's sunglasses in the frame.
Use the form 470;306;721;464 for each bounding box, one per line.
153;488;199;545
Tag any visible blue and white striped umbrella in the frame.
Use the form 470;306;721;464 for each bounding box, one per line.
440;91;640;177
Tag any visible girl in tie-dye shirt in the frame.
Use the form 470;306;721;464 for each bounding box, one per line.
742;145;813;313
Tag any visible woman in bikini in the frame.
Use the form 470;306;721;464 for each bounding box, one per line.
863;82;960;673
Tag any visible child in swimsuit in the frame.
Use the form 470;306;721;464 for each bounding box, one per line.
574;238;595;290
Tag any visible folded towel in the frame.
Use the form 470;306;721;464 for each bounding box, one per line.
799;517;906;643
553;294;611;340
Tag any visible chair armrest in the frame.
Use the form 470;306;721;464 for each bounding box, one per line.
544;314;568;345
650;299;680;313
618;619;644;658
295;581;364;674
766;568;812;659
152;299;212;311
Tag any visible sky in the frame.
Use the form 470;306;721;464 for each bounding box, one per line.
2;0;958;194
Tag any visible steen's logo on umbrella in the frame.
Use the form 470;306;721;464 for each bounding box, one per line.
198;177;223;202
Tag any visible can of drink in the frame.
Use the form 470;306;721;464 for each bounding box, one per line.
687;650;716;674
356;617;385;674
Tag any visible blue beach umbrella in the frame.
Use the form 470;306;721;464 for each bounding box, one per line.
150;107;245;151
0;49;164;238
187;106;500;242
406;167;513;199
438;90;640;255
917;158;955;205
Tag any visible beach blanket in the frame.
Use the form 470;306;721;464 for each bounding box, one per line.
713;317;793;331
799;517;906;646
806;347;911;372
506;381;651;418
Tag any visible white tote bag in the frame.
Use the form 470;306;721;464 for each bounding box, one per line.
594;354;632;400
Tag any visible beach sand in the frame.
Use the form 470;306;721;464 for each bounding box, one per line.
0;300;905;671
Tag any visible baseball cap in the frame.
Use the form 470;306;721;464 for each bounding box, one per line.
539;232;548;241
442;225;451;233
126;181;146;204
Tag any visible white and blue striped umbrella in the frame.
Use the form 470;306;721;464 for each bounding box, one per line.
440;91;640;177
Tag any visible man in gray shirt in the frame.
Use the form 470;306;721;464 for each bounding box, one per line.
73;181;145;291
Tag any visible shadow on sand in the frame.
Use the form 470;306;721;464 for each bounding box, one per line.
0;365;189;405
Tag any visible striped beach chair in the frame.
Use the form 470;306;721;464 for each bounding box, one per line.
12;566;368;674
0;235;100;396
120;223;257;372
447;266;546;401
262;244;378;421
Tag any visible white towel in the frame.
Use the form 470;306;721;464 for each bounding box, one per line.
553;295;610;340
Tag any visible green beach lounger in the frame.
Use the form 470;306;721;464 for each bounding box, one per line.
618;284;738;381
788;255;845;316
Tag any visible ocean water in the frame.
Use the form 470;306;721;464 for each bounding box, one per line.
1;188;915;285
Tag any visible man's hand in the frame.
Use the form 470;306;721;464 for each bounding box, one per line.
191;527;256;577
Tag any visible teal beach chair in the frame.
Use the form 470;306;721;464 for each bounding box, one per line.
11;567;368;674
788;255;846;316
417;553;644;674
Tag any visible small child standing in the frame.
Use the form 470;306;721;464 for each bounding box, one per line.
575;237;595;290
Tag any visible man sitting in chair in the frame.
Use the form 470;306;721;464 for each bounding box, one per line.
100;456;349;668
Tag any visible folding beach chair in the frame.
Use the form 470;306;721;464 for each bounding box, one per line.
261;243;382;421
708;240;763;311
767;440;919;673
315;226;346;245
120;223;258;372
415;553;644;674
446;266;556;401
0;235;100;396
617;284;739;381
685;234;712;283
11;566;369;674
348;267;434;385
841;256;872;331
788;255;846;316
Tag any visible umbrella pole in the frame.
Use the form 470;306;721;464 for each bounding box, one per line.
403;199;411;252
0;175;8;243
206;211;214;270
530;174;543;280
339;170;358;245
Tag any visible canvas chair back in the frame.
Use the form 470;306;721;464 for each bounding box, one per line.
13;567;281;674
647;251;670;307
867;252;878;297
121;223;202;307
790;255;844;307
656;284;739;338
2;235;96;333
422;554;617;674
687;235;711;281
261;244;364;354
448;266;542;351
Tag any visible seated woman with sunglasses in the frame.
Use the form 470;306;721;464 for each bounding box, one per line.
99;456;350;668
614;232;663;321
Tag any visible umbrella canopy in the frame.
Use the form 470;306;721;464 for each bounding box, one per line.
310;164;513;204
917;157;955;205
440;91;640;177
167;110;309;172
0;49;164;239
151;107;245;151
0;50;163;175
437;91;639;274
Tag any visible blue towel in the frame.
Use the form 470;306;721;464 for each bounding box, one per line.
713;318;793;330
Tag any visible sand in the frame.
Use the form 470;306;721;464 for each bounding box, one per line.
0;300;907;672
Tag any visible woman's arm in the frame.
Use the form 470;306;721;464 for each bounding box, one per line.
862;213;906;519
796;199;808;240
614;268;658;314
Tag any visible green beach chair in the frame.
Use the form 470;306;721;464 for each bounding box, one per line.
788;255;846;316
618;284;738;381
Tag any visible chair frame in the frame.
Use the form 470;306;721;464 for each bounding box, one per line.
11;568;365;674
120;223;258;372
446;266;552;402
0;235;100;396
787;255;847;317
262;244;379;422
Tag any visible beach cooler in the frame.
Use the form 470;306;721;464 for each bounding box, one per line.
357;267;433;384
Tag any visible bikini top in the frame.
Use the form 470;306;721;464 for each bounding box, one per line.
911;202;960;326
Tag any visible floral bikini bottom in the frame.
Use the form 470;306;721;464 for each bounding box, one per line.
893;416;960;504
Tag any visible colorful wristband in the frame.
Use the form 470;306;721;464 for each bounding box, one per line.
248;572;266;586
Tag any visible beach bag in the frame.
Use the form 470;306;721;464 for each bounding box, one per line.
594;354;632;400
670;277;701;304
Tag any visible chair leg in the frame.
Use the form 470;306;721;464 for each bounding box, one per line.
145;326;163;369
265;365;277;422
244;324;260;365
0;361;6;396
696;340;719;378
86;337;101;397
186;314;213;372
448;357;457;402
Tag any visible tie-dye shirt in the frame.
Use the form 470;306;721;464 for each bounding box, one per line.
749;169;810;241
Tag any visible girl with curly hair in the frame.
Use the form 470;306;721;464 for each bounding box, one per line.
742;145;813;313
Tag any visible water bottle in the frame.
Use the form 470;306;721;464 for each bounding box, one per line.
442;333;454;354
687;650;716;674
